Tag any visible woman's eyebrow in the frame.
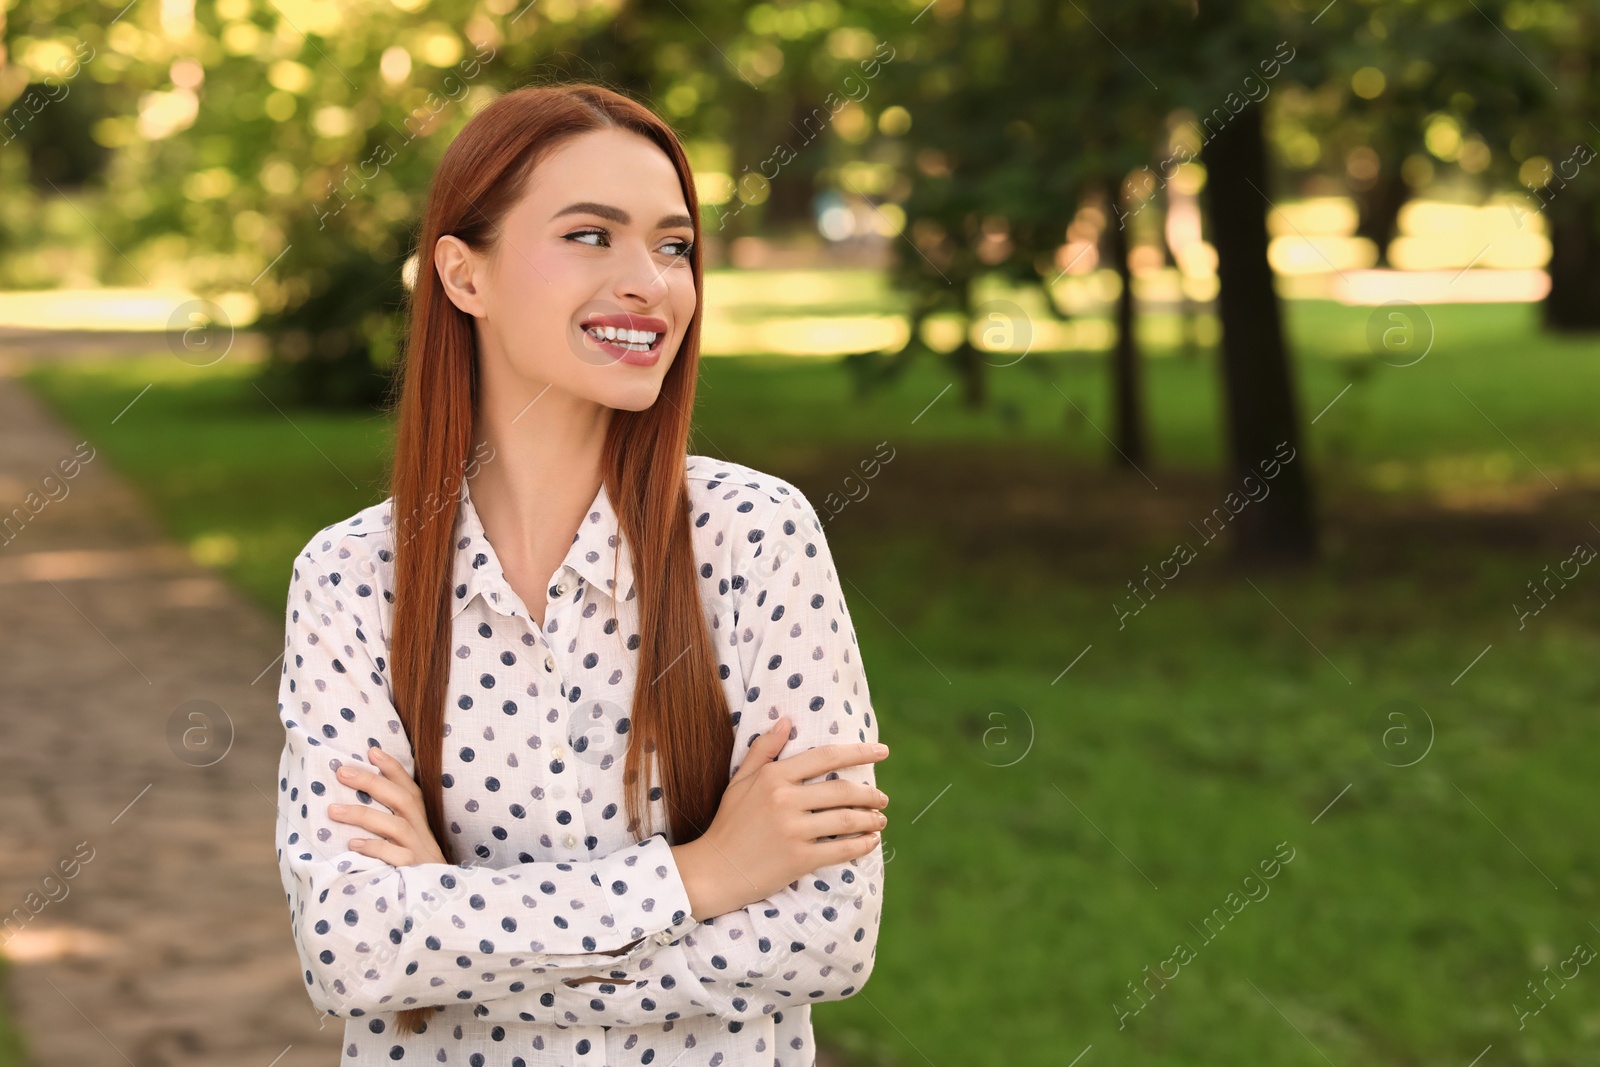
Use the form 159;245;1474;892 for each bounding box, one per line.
551;201;693;230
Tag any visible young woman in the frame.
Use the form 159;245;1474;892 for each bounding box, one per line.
272;82;890;1066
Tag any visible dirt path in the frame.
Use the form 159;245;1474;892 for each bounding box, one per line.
0;364;341;1066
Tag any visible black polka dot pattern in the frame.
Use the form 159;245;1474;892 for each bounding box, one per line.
274;454;884;1066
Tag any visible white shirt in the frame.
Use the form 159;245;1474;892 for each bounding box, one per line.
273;453;884;1066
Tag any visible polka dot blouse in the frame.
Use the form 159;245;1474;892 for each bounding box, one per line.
273;454;883;1066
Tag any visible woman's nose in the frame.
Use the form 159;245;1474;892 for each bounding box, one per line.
613;243;671;304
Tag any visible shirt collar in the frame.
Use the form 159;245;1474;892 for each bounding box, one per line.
449;474;634;621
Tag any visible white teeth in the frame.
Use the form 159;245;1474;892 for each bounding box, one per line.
585;324;659;350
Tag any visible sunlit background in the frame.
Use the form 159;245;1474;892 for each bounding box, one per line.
4;1;1600;1066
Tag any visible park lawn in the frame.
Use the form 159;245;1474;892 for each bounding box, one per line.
0;957;24;1067
18;298;1600;1066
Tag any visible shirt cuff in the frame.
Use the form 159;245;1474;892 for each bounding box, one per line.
603;832;699;952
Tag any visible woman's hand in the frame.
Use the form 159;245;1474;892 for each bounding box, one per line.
671;716;890;920
327;747;447;867
569;722;889;983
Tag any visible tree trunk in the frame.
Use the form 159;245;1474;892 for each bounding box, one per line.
758;97;829;230
1201;104;1318;563
1543;192;1600;331
1105;201;1148;466
951;339;988;409
1354;157;1410;267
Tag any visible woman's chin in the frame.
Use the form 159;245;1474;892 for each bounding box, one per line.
593;379;668;413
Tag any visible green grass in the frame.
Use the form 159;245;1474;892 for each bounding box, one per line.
18;299;1600;1066
0;957;26;1067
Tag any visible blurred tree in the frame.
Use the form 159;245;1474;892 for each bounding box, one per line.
8;74;112;190
1290;0;1573;330
1201;101;1318;562
1184;0;1317;562
1103;185;1148;467
1175;0;1548;558
1294;0;1546;270
1511;3;1600;331
847;0;1323;543
865;0;1181;468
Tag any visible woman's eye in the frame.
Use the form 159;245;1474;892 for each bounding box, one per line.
565;228;608;247
663;239;694;259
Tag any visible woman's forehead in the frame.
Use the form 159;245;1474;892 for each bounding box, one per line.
517;130;689;223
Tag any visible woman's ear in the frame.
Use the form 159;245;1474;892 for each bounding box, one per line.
434;234;489;318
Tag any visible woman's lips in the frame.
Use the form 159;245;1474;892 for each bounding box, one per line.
582;313;668;367
588;334;662;367
582;312;669;334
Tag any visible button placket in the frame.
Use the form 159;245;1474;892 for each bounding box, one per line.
555;726;586;851
539;640;587;852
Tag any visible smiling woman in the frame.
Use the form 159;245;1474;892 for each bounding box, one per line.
428;123;701;423
271;82;889;1067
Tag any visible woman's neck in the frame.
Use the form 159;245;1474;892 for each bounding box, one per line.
467;379;611;624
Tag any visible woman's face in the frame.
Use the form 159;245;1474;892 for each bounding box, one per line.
435;126;698;414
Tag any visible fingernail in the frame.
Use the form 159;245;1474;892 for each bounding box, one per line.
874;744;889;756
329;804;344;813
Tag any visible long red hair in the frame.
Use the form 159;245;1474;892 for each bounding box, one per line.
383;81;733;1035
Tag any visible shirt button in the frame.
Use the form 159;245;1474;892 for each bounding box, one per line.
563;832;578;849
544;653;555;672
552;742;566;759
554;581;569;597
